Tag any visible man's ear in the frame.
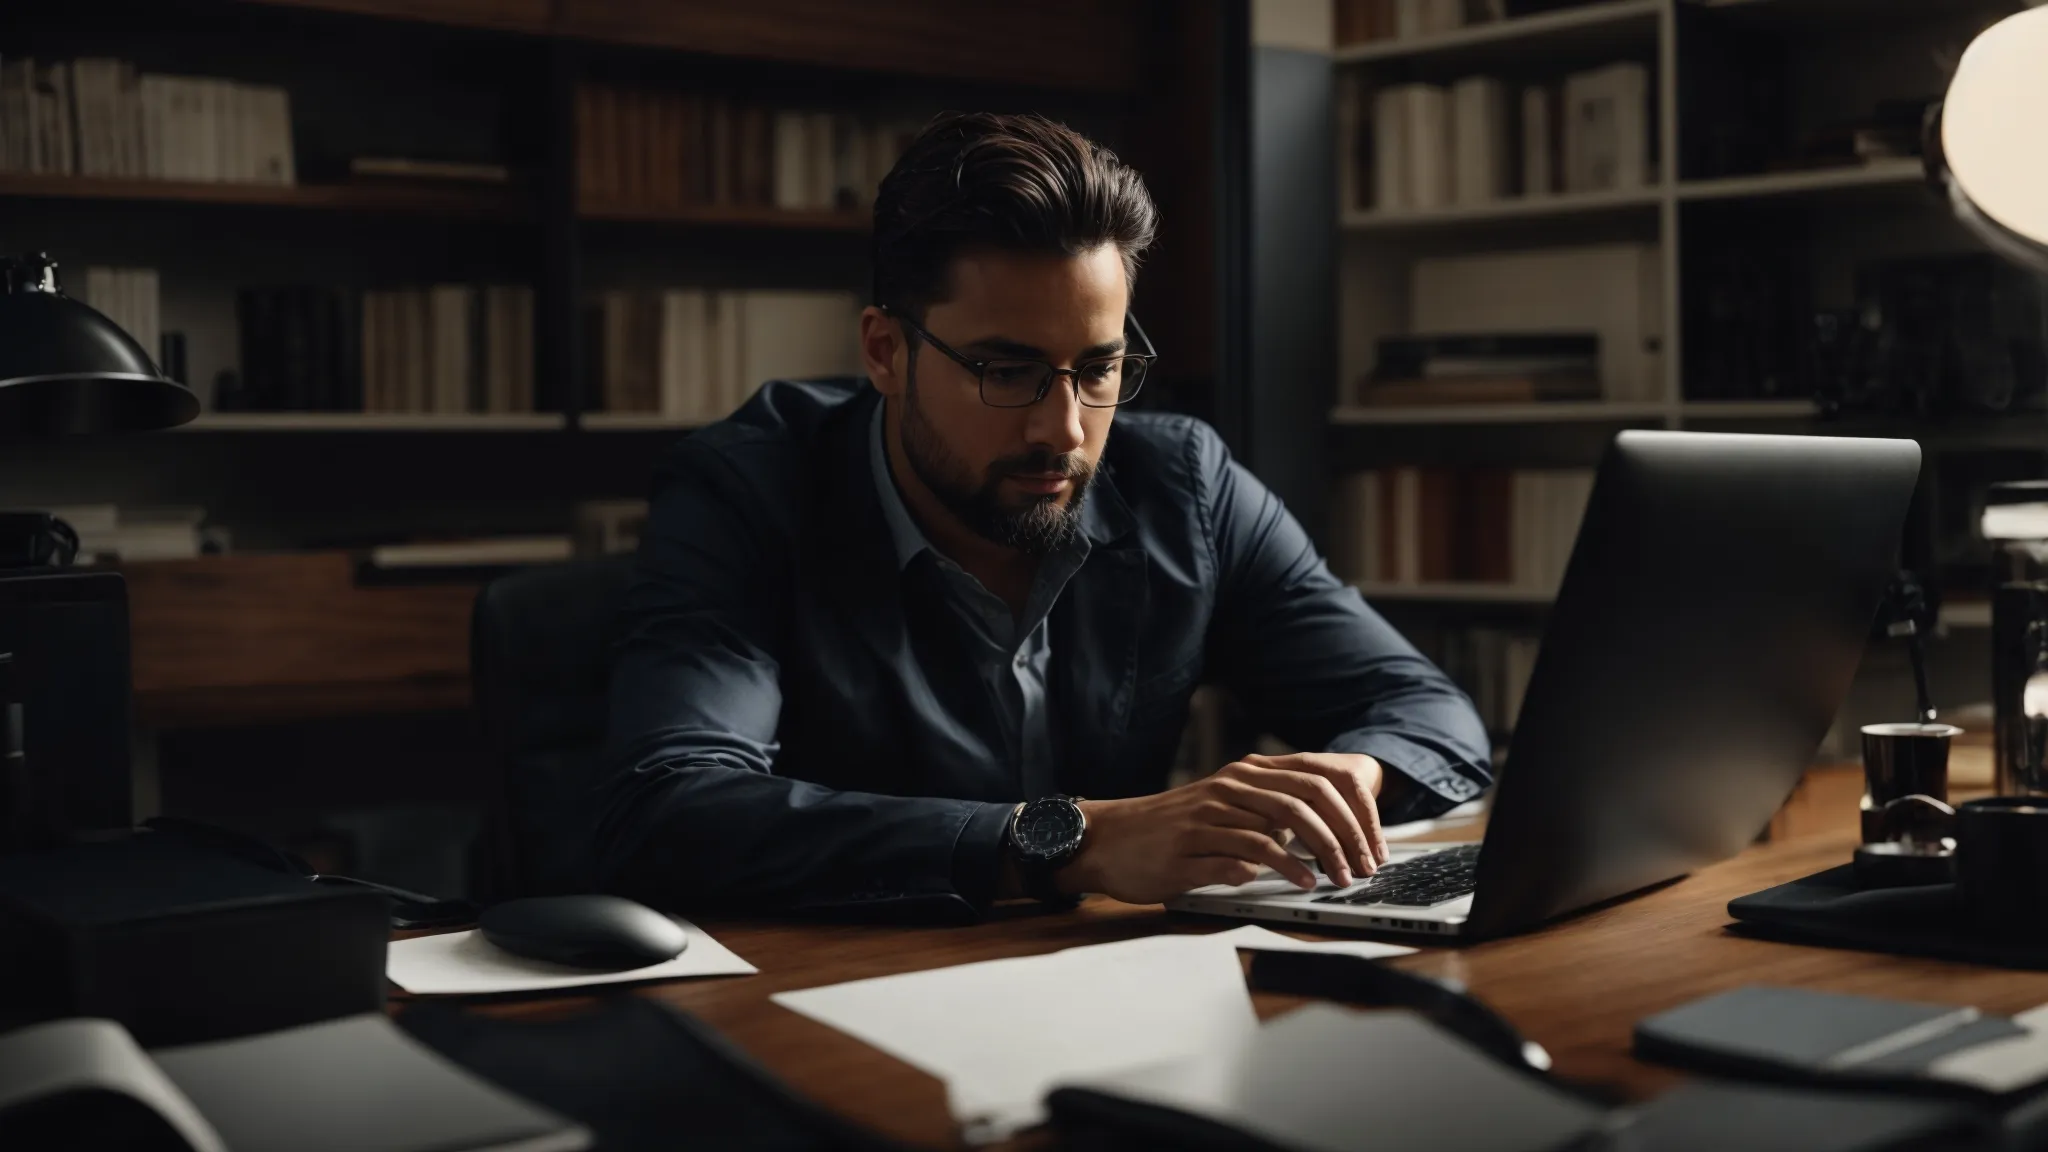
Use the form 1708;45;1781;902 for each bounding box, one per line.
860;306;906;399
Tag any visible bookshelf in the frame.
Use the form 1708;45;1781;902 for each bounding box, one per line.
0;172;530;216
1315;0;2027;747
179;412;568;431
578;413;710;431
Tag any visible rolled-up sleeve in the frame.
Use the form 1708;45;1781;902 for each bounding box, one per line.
1199;431;1493;824
594;442;1013;919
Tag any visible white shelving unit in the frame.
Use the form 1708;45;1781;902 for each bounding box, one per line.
179;412;568;432
1330;0;2018;435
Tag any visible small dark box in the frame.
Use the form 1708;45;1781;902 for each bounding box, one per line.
0;832;388;1047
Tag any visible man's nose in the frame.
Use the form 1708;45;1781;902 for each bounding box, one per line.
1024;374;1088;456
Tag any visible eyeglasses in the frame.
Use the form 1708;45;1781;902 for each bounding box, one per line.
882;305;1157;409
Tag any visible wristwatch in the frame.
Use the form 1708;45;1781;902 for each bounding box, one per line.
1005;795;1087;903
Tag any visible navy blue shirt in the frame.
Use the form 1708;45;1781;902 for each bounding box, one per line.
596;379;1492;920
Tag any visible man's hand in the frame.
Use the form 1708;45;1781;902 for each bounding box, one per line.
1055;752;1392;905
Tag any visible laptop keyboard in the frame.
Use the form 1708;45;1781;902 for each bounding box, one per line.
1310;843;1481;908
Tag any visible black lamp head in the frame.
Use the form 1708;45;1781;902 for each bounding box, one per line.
0;253;199;441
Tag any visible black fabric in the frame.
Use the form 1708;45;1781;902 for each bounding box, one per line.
395;996;912;1152
1727;865;2048;969
471;555;635;900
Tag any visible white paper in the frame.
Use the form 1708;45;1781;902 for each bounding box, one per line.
775;932;1260;1142
387;918;756;995
1202;923;1417;961
1930;1002;2048;1093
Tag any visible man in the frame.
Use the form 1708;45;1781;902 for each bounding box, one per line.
596;112;1491;920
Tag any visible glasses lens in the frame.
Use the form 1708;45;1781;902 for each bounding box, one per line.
980;361;1052;408
1080;356;1147;407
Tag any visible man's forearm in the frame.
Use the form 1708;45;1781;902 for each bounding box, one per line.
594;757;1015;920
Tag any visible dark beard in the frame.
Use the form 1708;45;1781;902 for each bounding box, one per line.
898;363;1094;556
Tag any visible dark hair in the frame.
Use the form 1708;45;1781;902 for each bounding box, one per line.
871;112;1159;319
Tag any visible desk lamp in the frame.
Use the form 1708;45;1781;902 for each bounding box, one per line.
0;252;198;853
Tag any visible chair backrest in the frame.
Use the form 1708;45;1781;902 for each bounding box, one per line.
471;554;634;899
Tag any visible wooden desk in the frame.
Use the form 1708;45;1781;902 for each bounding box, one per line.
425;778;2048;1150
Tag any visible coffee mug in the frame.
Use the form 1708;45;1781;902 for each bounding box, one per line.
1860;722;1962;844
1956;797;2048;941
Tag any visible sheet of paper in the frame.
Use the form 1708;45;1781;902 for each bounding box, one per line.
386;918;756;995
1202;923;1417;960
1930;1002;2048;1093
774;932;1259;1142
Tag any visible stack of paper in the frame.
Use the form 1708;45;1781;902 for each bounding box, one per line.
772;925;1413;1142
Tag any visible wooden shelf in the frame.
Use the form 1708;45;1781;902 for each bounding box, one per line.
1676;158;1928;203
1330;401;1669;426
1353;581;1554;604
0;172;527;216
1341;186;1662;232
180;412;567;431
580;200;869;230
1680;399;1824;419
1334;0;1661;65
580;413;711;430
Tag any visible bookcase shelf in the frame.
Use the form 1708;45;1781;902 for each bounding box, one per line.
1679;399;1824;419
1353;581;1554;604
1341;186;1662;231
1330;401;1670;426
1333;0;1662;66
578;201;869;231
179;413;567;432
0;173;527;217
1675;158;1929;203
578;413;712;431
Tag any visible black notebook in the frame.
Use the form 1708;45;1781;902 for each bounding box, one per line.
1635;986;2048;1100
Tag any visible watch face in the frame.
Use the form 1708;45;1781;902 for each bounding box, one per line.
1014;799;1085;860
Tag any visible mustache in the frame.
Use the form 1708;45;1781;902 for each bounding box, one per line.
988;451;1090;479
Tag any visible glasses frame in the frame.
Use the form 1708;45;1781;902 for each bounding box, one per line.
881;305;1159;409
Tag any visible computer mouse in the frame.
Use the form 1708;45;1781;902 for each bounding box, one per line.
478;894;689;969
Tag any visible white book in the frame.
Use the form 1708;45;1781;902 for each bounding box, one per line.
43;61;75;176
190;79;215;181
1404;85;1450;210
172;77;202;181
771;111;809;210
659;289;711;420
122;63;146;178
1372;85;1408;212
429;285;472;413
483;285;514;413
736;290;859;398
0;60;28;172
807;111;837;209
226;83;251;183
255;86;293;184
713;291;746;415
66;60;100;176
1450;76;1508;206
139;74;170;178
1392;466;1421;585
1393;0;1427;38
1563;64;1648;193
129;268;160;369
1520;86;1552;197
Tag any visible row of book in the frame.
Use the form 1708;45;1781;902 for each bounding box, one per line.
1335;0;1593;43
0;56;294;183
576;84;918;214
587;289;859;420
1342;63;1650;213
1438;625;1542;737
223;284;535;414
1333;467;1596;591
1358;334;1599;407
79;266;162;376
46;505;209;563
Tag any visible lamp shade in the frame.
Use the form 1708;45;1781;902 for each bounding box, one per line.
1927;5;2048;273
0;254;198;440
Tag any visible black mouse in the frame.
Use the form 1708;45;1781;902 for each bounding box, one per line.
479;894;689;969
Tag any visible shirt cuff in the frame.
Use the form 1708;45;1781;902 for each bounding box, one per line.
950;801;1018;913
1327;731;1489;826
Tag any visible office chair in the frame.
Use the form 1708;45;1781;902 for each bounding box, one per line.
470;554;634;901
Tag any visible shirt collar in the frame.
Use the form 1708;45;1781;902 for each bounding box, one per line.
871;401;935;572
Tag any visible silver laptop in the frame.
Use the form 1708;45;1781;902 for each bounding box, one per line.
1168;431;1921;941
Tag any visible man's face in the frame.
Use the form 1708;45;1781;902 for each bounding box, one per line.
865;245;1128;555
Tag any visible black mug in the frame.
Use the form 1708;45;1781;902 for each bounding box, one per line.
1956;797;2048;941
